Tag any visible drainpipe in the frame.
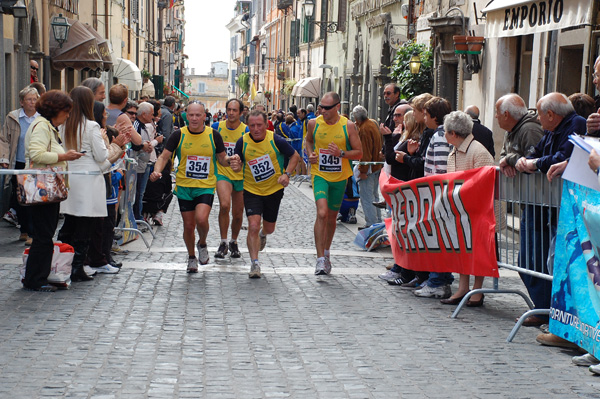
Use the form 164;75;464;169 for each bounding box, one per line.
0;14;5;127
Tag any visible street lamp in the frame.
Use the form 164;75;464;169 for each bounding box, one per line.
261;42;267;56
409;54;421;74
303;0;314;18
164;23;173;41
51;13;71;48
9;0;26;18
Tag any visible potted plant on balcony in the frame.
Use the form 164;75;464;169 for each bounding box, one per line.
283;79;296;96
277;69;286;80
264;90;272;100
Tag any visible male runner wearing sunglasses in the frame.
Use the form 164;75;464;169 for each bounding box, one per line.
305;92;363;275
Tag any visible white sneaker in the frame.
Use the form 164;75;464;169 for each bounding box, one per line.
378;270;401;282
314;258;329;275
324;256;332;274
3;209;18;227
248;261;261;278
83;265;97;277
93;264;120;274
187;257;198;273
414;284;451;299
590;363;600;375
573;353;600;367
153;210;164;226
197;241;209;265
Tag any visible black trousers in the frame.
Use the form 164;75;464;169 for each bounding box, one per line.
23;202;59;288
58;215;94;268
87;204;116;267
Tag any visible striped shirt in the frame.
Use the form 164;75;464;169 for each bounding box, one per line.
423;126;452;176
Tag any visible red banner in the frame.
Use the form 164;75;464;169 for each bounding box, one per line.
380;166;498;277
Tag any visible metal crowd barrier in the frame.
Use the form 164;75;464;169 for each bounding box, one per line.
450;168;561;342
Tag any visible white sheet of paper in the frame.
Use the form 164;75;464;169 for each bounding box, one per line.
563;145;600;191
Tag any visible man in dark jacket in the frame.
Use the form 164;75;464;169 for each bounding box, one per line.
158;96;175;141
495;94;543;178
382;83;407;131
464;105;495;157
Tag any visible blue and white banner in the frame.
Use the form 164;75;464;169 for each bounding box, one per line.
550;180;600;358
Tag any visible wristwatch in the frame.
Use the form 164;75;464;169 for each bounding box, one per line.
340;150;345;158
284;171;291;178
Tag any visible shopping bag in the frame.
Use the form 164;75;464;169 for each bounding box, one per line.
354;222;389;251
21;243;74;287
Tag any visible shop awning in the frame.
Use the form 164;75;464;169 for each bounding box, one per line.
292;77;321;98
482;0;593;38
112;58;142;91
83;24;113;71
49;18;103;71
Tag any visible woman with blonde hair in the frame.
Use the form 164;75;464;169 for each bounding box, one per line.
58;86;116;282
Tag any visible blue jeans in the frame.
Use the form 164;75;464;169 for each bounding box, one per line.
358;170;382;226
519;205;556;315
133;164;152;220
426;272;454;288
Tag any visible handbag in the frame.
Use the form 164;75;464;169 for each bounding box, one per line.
16;127;68;206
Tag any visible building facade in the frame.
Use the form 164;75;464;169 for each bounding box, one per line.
0;0;187;126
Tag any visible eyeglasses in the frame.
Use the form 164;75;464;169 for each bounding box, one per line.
383;91;393;95
126;111;137;116
318;102;339;111
30;66;39;71
594;73;599;79
393;113;403;117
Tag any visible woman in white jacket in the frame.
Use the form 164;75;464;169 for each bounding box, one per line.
57;86;117;282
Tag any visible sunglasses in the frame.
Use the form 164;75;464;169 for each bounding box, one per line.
126;111;137;116
393;113;402;117
318;102;339;111
30;66;39;71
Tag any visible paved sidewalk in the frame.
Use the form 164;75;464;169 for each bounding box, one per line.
0;182;598;398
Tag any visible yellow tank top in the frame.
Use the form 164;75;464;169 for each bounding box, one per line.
215;120;245;180
310;115;352;182
242;130;285;196
173;126;219;188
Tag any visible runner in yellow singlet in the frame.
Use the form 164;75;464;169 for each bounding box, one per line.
149;102;240;272
211;98;248;260
305;92;363;276
230;110;300;278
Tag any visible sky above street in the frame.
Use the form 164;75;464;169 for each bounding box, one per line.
184;1;237;74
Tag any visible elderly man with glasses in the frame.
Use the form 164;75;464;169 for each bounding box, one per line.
305;92;363;275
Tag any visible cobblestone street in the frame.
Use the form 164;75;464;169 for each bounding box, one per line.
0;182;599;398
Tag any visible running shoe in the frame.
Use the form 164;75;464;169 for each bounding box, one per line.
92;264;120;274
83;265;97;277
259;232;267;251
215;242;228;259
314;258;330;275
229;241;241;258
187;257;199;273
414;284;451;299
248;261;261;278
378;270;401;282
573;353;599;367
3;209;18;227
197;241;210;265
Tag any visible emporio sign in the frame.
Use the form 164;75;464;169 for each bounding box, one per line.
483;0;591;37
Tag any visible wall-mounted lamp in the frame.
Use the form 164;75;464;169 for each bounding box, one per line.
51;13;71;48
409;54;421;74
